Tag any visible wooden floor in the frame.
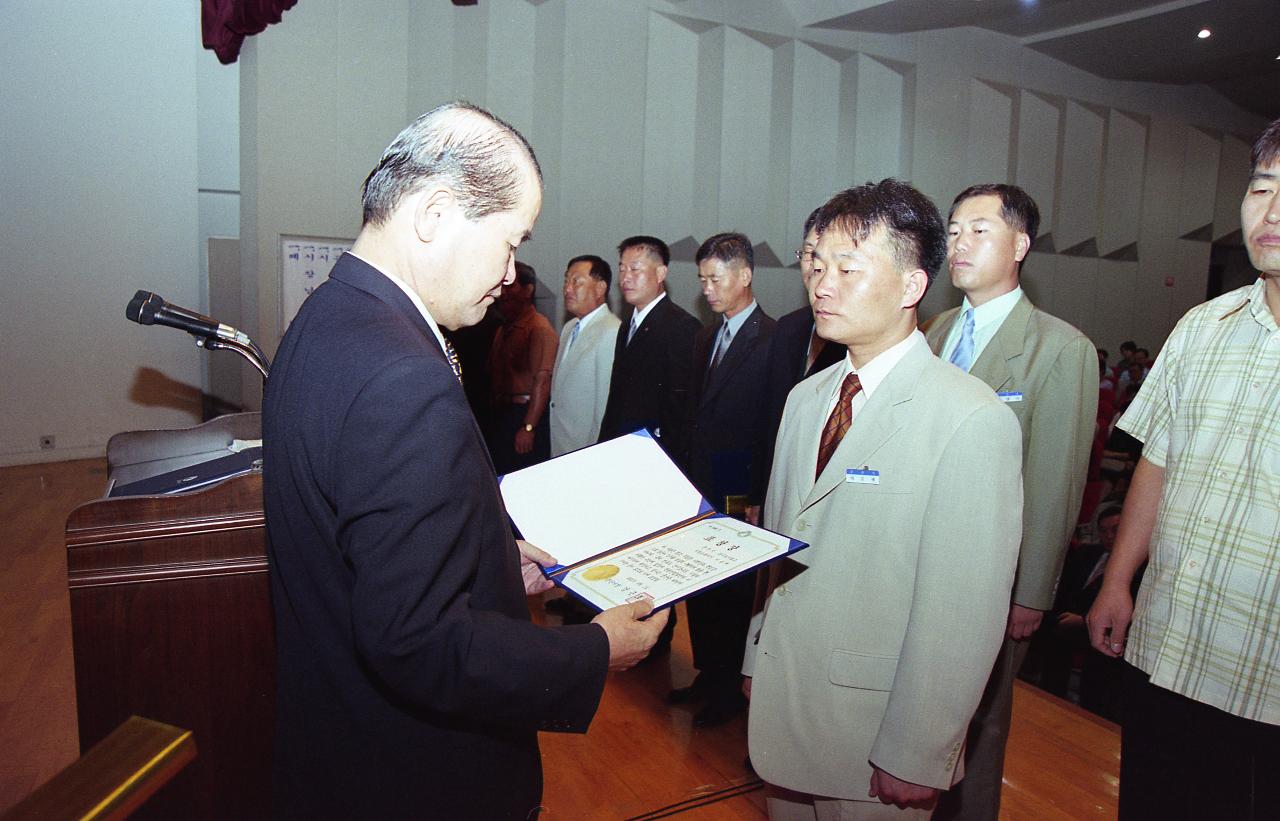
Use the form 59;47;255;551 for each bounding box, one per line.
0;458;1119;819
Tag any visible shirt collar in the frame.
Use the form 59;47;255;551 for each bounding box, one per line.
1228;276;1280;333
720;300;758;338
630;291;667;328
961;286;1023;333
834;330;927;401
576;302;608;331
347;250;450;355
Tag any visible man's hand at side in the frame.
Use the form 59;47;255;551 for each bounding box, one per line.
1006;603;1044;640
592;598;670;671
868;766;938;810
1087;582;1133;657
516;540;556;595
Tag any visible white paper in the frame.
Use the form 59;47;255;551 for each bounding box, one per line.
499;432;705;568
561;516;793;610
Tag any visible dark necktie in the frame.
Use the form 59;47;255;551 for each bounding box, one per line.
815;372;862;480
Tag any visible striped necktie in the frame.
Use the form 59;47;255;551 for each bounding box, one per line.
815;372;862;479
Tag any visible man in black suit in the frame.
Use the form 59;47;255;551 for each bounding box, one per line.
671;232;776;727
597;235;701;455
597;235;699;652
263;101;666;821
747;207;846;523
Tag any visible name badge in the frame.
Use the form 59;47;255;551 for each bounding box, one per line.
845;468;880;485
998;391;1024;403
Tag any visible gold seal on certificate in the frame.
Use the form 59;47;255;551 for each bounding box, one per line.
580;564;620;582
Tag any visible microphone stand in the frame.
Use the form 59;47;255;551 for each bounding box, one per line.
196;335;271;380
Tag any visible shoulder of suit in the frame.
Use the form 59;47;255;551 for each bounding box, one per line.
1023;304;1094;352
923;306;960;339
920;354;1011;412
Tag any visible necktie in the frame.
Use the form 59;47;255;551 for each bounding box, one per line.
627;314;640;345
443;338;463;384
949;308;976;372
815;372;862;479
567;320;581;352
711;323;732;370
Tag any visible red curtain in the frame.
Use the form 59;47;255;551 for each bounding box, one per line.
202;0;299;65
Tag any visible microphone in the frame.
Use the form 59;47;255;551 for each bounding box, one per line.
126;290;252;345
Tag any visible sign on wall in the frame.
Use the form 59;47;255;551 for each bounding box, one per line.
280;234;353;331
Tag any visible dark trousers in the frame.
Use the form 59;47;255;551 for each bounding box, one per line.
1120;662;1280;821
685;571;755;693
485;402;549;476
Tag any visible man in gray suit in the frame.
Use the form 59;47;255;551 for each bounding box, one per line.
745;180;1023;819
549;254;620;456
925;184;1097;821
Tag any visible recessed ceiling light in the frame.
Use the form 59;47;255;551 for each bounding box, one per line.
1197;28;1211;39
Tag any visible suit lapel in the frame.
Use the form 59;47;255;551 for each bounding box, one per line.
702;310;764;405
800;343;930;511
618;297;668;364
969;295;1031;393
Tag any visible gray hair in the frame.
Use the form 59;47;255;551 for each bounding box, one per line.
361;101;542;226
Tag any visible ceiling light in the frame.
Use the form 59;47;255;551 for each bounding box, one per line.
1197;28;1211;39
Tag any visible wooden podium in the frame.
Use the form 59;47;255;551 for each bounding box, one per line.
66;413;274;820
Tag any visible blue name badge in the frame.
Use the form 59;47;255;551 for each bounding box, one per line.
845;468;880;485
997;391;1024;403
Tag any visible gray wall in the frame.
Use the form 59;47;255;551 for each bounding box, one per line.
0;0;1268;465
239;0;1265;408
1;2;204;465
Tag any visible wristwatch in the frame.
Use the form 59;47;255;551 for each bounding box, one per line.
523;423;534;433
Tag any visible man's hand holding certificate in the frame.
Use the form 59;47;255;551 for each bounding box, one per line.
500;431;808;612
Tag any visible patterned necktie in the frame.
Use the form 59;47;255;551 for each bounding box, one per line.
627;314;640;345
949;308;976;372
443;338;463;384
567;320;581;352
815;372;862;479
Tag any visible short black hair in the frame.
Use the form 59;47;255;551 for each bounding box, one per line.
803;205;822;239
1096;504;1123;524
567;254;612;288
695;232;754;270
514;260;536;288
617;235;670;267
1251;117;1280;175
1120;341;1136;354
949;183;1041;246
814;179;947;283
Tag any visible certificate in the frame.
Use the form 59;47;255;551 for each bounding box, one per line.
500;430;808;611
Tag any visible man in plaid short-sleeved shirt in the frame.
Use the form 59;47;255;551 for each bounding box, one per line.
1088;118;1280;821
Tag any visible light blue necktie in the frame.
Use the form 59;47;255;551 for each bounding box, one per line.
567;320;581;352
949;308;975;372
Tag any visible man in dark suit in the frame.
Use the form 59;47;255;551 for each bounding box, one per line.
671;232;776;727
597;235;701;456
263;101;666;821
597;235;699;652
748;207;846;524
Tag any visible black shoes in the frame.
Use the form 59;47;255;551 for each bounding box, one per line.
692;692;748;728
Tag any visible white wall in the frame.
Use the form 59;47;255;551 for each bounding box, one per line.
0;2;204;465
239;0;1267;381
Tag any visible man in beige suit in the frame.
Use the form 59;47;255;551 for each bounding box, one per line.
744;180;1024;820
925;184;1096;821
549;254;621;456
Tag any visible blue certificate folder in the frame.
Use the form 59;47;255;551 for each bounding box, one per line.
499;429;808;612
